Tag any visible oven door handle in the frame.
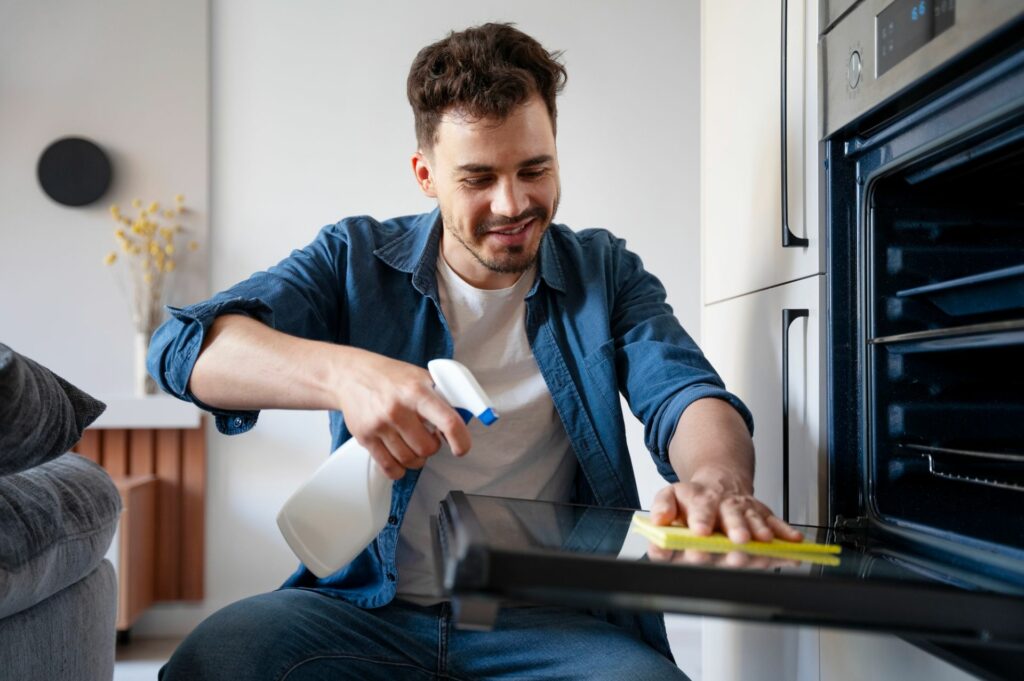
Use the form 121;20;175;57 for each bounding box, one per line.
781;0;808;249
782;308;809;523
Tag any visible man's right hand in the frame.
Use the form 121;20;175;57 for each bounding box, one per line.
189;315;471;480
334;348;472;480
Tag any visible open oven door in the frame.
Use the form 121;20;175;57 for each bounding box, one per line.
435;492;1024;680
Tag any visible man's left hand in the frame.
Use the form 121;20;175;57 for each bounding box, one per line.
649;479;803;544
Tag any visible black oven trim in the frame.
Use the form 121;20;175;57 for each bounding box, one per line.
826;27;1024;681
827;41;1024;542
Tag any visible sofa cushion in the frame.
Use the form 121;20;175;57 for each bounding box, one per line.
0;453;121;620
0;343;106;476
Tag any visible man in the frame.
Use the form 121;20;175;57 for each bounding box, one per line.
152;22;801;680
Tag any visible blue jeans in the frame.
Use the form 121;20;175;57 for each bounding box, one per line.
159;589;690;680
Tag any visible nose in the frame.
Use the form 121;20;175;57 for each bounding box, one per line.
490;177;529;219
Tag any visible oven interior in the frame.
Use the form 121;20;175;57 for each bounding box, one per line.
866;126;1024;557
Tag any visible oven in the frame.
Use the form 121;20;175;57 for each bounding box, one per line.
822;0;1024;675
434;4;1024;680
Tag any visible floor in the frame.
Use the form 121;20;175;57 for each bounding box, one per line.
114;628;702;680
114;637;179;681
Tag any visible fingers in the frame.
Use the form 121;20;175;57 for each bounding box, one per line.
766;514;804;542
651;483;806;544
718;497;752;544
650;486;680;525
364;438;405;481
415;392;472;456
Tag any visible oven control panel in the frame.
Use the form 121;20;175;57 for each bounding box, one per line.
820;0;1024;138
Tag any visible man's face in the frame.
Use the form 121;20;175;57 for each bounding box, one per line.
412;94;560;289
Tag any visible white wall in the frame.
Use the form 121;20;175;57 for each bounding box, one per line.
0;0;209;391
1;0;704;662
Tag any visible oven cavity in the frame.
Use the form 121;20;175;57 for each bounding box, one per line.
868;135;1024;552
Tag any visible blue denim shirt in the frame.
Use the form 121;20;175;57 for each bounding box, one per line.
148;208;752;660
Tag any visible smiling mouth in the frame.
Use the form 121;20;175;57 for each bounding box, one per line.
488;220;531;236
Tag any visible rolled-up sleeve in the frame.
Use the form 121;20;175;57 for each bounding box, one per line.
608;237;753;482
147;223;348;435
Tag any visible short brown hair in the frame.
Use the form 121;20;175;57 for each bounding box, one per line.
407;23;567;152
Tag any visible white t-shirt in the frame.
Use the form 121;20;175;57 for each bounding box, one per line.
395;254;578;603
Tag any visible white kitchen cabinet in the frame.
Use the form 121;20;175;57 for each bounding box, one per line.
819;631;978;681
699;273;825;681
701;274;825;525
702;620;819;681
701;0;822;305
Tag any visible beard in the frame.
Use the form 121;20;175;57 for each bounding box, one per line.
442;187;561;275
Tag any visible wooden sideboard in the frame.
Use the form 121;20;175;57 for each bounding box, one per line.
74;418;206;632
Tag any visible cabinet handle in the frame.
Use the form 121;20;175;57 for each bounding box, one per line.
781;0;808;249
782;308;809;522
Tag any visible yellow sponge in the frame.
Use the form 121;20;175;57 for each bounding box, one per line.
631;513;841;566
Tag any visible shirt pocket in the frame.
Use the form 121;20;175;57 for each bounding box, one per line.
582;338;620;414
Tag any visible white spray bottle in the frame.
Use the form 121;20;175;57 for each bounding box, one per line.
276;359;498;578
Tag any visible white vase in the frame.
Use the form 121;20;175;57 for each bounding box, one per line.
134;330;157;396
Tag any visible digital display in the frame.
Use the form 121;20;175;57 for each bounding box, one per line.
877;0;956;77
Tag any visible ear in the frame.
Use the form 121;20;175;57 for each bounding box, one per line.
411;151;437;198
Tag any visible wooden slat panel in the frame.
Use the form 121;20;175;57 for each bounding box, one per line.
129;429;155;476
154;429;182;601
181;418;206;600
114;475;158;631
73;430;101;463
102;429;128;478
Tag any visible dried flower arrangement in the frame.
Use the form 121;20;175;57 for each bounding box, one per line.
104;194;199;394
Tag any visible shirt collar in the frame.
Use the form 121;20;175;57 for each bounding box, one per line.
373;207;566;296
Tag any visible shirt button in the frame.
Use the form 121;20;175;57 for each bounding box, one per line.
386;572;396;582
388;515;398;525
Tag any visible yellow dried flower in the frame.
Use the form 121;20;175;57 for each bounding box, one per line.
174;194;185;203
109;205;120;217
131;199;142;208
188;240;199;251
114;229;126;240
163;209;175;218
148;241;160;256
148;201;159;213
165;260;176;273
104;252;117;265
143;272;153;284
164;243;175;255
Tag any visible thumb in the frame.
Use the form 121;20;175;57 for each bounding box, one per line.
650;486;679;526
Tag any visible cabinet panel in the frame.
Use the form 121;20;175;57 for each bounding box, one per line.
702;620;819;681
701;0;822;304
819;631;977;681
701;275;824;526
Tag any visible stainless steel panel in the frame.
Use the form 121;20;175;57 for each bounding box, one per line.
820;0;861;35
820;0;1024;138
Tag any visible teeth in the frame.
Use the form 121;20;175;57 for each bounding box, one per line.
495;223;527;235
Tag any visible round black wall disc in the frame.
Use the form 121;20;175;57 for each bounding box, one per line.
37;137;113;207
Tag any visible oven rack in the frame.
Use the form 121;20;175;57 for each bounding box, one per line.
896;263;1024;317
900;444;1024;493
869;318;1024;350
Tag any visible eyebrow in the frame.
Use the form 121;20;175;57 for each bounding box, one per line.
454;155;554;174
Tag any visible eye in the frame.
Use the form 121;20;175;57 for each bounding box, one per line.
463;176;493;188
520;168;547;180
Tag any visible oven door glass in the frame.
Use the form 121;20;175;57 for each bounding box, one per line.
436;493;1024;649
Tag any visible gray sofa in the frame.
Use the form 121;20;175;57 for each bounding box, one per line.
0;343;121;681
